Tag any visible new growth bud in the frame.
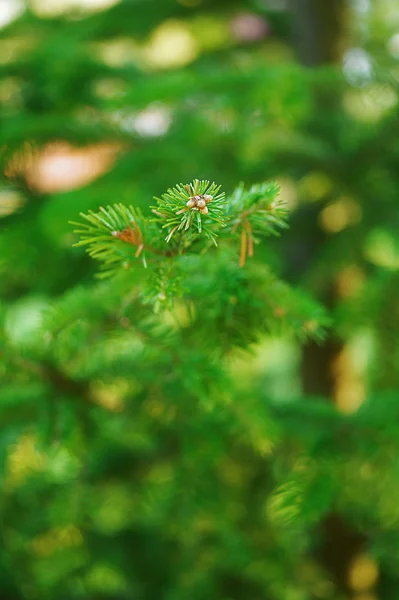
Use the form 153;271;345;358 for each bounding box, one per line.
185;193;212;212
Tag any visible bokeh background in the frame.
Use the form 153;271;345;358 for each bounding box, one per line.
2;0;399;599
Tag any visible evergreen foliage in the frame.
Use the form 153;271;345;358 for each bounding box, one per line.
71;179;287;275
1;1;399;600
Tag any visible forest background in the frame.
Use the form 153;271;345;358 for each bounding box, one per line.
1;0;399;599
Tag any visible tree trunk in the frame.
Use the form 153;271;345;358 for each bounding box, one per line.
287;2;367;597
288;0;348;66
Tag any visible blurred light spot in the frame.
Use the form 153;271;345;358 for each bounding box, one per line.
85;564;127;593
319;198;362;233
144;20;199;70
74;0;119;10
31;0;120;17
47;447;81;482
276;177;298;210
343;48;373;87
92;485;133;534
134;104;172;137
349;331;374;374
6;434;46;488
378;1;399;27
191;15;230;51
110;110;135;133
0;37;37;65
255;438;274;456
336;265;365;298
364;229;399;269
0;189;25;217
229;338;300;404
388;33;399;58
353;0;370;13
298;171;333;202
93;38;138;67
31;526;83;557
91;380;126;412
111;106;172;137
201;106;235;132
5;297;48;347
0;0;24;29
344;85;397;122
26;142;121;193
93;77;126;100
348;554;378;592
230;12;269;43
148;462;174;484
333;345;366;414
335;380;365;414
0;77;21;106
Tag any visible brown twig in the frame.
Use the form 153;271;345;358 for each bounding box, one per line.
113;221;142;246
244;219;254;257
113;221;176;257
240;228;247;268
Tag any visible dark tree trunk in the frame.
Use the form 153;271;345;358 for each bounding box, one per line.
287;1;367;596
288;0;348;66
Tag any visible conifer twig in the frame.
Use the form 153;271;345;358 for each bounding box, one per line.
70;179;289;276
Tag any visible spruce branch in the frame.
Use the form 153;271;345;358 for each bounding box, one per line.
70;203;174;277
151;178;226;246
71;179;288;278
227;181;288;267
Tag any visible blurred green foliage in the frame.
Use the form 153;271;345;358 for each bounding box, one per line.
1;0;399;599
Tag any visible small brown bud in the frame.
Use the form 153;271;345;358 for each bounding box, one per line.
186;199;195;208
199;206;208;215
196;199;206;209
203;194;213;204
